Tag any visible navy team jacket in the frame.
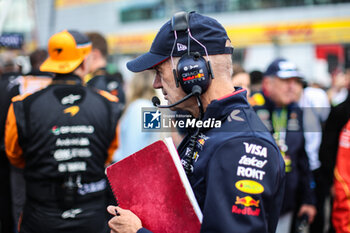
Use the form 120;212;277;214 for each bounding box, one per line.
138;88;285;233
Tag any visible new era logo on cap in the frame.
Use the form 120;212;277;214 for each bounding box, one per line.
177;43;187;52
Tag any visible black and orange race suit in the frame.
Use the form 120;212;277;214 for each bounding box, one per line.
5;74;123;233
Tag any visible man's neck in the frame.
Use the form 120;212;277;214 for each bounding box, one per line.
73;70;85;81
204;79;234;105
186;80;235;118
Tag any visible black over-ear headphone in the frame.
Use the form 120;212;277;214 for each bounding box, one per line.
170;11;214;95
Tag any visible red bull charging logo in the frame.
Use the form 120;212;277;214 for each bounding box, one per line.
232;196;261;216
182;72;204;82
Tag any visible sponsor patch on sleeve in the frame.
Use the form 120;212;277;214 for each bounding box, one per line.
235;179;264;194
232;195;261;216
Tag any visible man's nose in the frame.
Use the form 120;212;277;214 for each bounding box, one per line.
153;74;162;89
287;79;297;88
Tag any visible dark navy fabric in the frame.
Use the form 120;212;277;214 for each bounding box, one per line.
138;88;285;233
253;92;316;214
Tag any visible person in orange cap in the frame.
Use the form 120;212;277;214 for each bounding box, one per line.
5;30;123;233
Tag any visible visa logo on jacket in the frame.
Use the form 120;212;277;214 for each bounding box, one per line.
243;142;267;157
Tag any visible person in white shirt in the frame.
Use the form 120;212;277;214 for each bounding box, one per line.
294;79;330;233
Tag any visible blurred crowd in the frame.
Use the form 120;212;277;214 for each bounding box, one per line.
0;30;350;233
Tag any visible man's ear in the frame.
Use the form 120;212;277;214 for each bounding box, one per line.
74;56;91;78
81;56;91;74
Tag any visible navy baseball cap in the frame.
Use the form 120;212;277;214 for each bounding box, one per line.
264;58;304;79
127;12;233;72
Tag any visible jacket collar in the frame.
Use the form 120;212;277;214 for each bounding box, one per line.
27;70;54;77
52;74;83;85
203;87;249;121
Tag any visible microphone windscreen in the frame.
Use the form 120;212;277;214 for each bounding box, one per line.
152;96;161;107
191;85;202;96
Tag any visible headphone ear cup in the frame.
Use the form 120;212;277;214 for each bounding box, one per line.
177;54;211;94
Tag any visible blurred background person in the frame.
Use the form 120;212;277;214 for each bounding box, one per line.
293;77;331;233
248;70;265;106
0;51;21;81
0;52;17;233
319;68;350;233
327;70;350;107
231;63;251;97
250;70;264;94
332;116;350;233
10;49;53;94
114;70;162;161
85;32;126;107
5;49;53;231
5;30;123;233
252;58;316;233
0;50;33;233
27;49;51;75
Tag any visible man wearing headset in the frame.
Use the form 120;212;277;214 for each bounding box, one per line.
107;12;285;233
